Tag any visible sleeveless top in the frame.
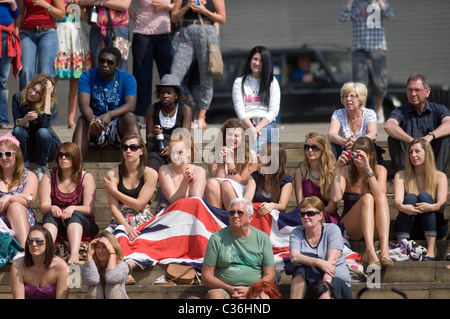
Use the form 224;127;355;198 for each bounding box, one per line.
50;167;83;210
153;101;184;136
0;169;36;227
251;171;292;208
117;170;148;204
182;0;215;23
24;283;57;299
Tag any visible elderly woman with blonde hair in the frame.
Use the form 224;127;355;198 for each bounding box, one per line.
328;82;382;162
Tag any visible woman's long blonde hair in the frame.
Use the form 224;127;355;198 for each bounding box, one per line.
405;138;436;199
21;74;56;113
0;140;25;190
93;231;124;267
300;132;335;200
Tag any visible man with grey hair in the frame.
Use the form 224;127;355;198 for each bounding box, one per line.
384;73;450;172
202;198;275;299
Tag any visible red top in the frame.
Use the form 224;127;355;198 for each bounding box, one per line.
21;0;56;30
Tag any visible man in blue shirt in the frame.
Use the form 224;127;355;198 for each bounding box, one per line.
73;46;140;156
384;74;450;172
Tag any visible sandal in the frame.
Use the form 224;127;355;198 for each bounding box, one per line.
377;251;394;266
67;124;76;129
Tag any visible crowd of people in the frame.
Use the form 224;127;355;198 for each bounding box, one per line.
0;0;449;300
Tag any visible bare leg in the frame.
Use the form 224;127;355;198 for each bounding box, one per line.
68;79;79;128
7;203;30;248
72;116;91;157
290;274;306;299
204;179;222;208
221;180;239;211
67;222;83;264
341;194;379;265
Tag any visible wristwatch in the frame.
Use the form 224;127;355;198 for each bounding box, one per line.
47;5;52;12
428;132;435;140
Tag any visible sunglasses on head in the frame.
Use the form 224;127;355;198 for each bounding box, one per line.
121;144;142;152
57;151;71;159
98;57;115;66
300;210;320;218
0;151;15;158
304;144;320;152
27;237;45;246
228;210;246;217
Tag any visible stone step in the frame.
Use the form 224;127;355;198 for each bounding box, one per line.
0;260;449;299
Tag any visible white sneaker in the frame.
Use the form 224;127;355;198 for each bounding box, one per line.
33;166;47;182
377;110;385;123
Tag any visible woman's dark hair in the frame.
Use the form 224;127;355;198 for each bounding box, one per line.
24;225;55;269
55;142;83;183
242;45;274;107
304;280;336;299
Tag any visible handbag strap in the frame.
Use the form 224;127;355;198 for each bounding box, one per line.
105;7;116;40
197;13;211;46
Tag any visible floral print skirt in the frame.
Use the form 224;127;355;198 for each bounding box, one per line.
55;21;92;79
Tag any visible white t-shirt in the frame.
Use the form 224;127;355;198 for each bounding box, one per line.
232;75;280;124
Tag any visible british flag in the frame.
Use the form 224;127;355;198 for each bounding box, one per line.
111;197;303;271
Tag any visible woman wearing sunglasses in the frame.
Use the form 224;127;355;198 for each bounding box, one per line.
104;132;158;284
39;142;98;265
0;133;38;248
244;142;292;215
287;196;352;299
12;74;61;181
294;132;339;224
10;225;69;299
157;130;206;211
331;136;392;269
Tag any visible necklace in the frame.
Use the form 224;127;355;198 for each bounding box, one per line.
248;76;260;94
308;168;320;180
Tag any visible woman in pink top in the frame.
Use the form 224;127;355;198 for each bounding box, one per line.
16;0;65;90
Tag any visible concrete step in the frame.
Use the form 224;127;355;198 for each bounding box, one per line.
1;260;449;299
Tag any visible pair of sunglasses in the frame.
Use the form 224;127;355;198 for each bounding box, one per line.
121;144;143;152
27;237;45;246
304;144;320;152
300;210;320;218
0;151;15;158
57;151;71;159
98;57;115;66
228;210;246;217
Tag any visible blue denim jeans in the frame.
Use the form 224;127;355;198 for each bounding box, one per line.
0;31;12;125
90;26;129;72
396;192;437;239
19;28;58;91
132;32;173;116
12;126;59;167
254;122;279;154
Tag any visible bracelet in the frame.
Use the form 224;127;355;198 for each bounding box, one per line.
227;169;238;176
89;117;97;126
365;172;375;177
